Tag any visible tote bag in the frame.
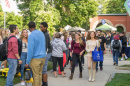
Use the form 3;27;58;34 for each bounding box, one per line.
92;46;103;62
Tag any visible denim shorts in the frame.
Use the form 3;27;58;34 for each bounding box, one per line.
42;53;52;74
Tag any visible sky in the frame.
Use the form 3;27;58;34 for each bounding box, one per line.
0;0;21;15
0;0;48;15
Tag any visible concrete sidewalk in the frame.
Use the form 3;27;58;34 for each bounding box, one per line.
15;52;130;86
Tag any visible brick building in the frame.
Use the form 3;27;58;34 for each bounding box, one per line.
90;13;130;37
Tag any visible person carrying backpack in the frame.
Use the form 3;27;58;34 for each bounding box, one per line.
111;35;122;66
5;25;22;86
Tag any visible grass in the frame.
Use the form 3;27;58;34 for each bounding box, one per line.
105;73;130;86
127;58;130;60
119;57;130;60
0;76;21;86
47;61;53;71
119;65;130;68
0;61;53;86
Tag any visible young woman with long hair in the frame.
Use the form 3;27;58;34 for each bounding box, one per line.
0;29;5;68
86;31;100;82
0;29;4;68
3;29;10;42
0;29;5;44
19;29;28;85
69;33;85;80
2;29;10;68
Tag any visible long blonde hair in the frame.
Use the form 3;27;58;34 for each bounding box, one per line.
0;29;4;39
76;33;83;46
5;29;10;37
20;29;28;40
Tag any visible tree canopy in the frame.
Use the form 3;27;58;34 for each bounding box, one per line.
0;0;127;33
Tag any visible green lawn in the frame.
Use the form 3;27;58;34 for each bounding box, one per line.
127;58;130;60
119;57;130;60
0;76;21;86
0;61;53;86
106;73;130;86
120;65;130;68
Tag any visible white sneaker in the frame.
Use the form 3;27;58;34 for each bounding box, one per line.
21;82;25;86
125;55;128;60
121;58;124;61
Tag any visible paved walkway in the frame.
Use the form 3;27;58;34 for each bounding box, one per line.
15;52;130;86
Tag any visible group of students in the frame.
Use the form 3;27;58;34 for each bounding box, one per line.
51;29;107;82
0;21;128;86
101;31;128;65
0;22;52;86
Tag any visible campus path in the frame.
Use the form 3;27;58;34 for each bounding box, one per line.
15;52;130;86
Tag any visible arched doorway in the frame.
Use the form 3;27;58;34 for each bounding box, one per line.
115;24;126;32
116;26;124;32
93;19;113;30
96;23;102;28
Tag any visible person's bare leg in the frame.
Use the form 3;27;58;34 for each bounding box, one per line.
42;74;47;82
87;57;92;81
92;60;96;82
53;71;57;77
4;60;7;68
61;71;66;77
121;54;125;60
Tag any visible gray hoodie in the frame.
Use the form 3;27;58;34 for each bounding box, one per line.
51;38;67;57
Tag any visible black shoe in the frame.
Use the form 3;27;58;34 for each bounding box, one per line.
100;67;103;71
113;62;116;65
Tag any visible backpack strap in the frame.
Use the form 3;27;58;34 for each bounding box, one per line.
7;36;16;41
7;36;17;55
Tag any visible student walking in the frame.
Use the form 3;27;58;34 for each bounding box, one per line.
119;32;128;60
19;29;28;85
69;33;85;80
96;30;106;71
51;32;67;78
5;25;22;86
25;22;46;86
111;35;122;66
86;31;100;82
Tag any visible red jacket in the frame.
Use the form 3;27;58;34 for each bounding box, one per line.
8;35;18;59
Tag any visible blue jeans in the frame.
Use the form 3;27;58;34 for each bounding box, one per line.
6;58;17;86
96;61;103;69
42;53;52;74
96;49;104;70
20;52;27;80
113;50;119;64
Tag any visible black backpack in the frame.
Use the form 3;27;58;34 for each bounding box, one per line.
113;40;120;49
0;36;16;61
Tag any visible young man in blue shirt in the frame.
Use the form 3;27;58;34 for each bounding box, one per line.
25;22;46;86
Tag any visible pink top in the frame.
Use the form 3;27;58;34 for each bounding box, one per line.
8;35;18;59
